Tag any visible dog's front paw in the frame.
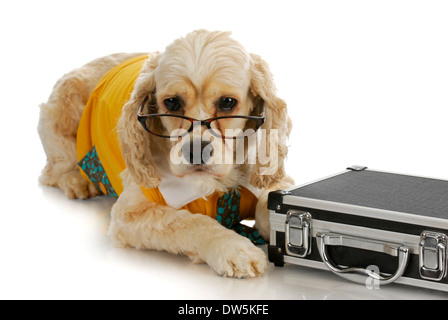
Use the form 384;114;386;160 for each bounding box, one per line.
58;170;100;199
205;235;266;278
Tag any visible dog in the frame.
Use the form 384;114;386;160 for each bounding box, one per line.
38;30;293;278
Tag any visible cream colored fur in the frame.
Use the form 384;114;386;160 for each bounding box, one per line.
38;30;294;278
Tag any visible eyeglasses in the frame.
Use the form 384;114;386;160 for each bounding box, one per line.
137;98;265;139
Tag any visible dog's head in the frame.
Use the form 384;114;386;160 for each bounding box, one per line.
119;30;291;192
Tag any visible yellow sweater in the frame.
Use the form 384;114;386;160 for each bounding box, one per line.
76;55;264;244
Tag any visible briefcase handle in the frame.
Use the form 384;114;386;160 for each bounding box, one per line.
316;232;410;286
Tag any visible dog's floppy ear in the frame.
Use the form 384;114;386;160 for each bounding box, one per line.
248;53;292;189
118;52;161;188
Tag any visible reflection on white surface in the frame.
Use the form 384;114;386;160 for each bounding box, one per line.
2;175;446;299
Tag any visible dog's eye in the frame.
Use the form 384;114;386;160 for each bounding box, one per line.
163;97;182;111
218;97;238;111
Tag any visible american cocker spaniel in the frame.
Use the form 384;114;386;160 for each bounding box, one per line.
38;30;293;277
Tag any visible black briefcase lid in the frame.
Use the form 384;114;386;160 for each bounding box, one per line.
269;166;448;221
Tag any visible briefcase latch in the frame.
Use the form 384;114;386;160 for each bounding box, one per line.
285;210;312;258
419;231;448;281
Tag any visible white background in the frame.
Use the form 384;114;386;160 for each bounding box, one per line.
1;0;447;299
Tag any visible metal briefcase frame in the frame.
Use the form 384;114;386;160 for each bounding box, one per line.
268;166;448;292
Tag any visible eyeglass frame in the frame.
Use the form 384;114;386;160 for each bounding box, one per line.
137;97;265;139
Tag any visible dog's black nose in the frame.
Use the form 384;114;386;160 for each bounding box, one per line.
182;140;214;165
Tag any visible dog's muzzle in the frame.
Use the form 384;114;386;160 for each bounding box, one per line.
181;140;214;165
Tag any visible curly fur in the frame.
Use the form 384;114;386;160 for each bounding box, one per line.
38;30;294;277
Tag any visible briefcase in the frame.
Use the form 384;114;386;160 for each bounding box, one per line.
268;166;448;291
